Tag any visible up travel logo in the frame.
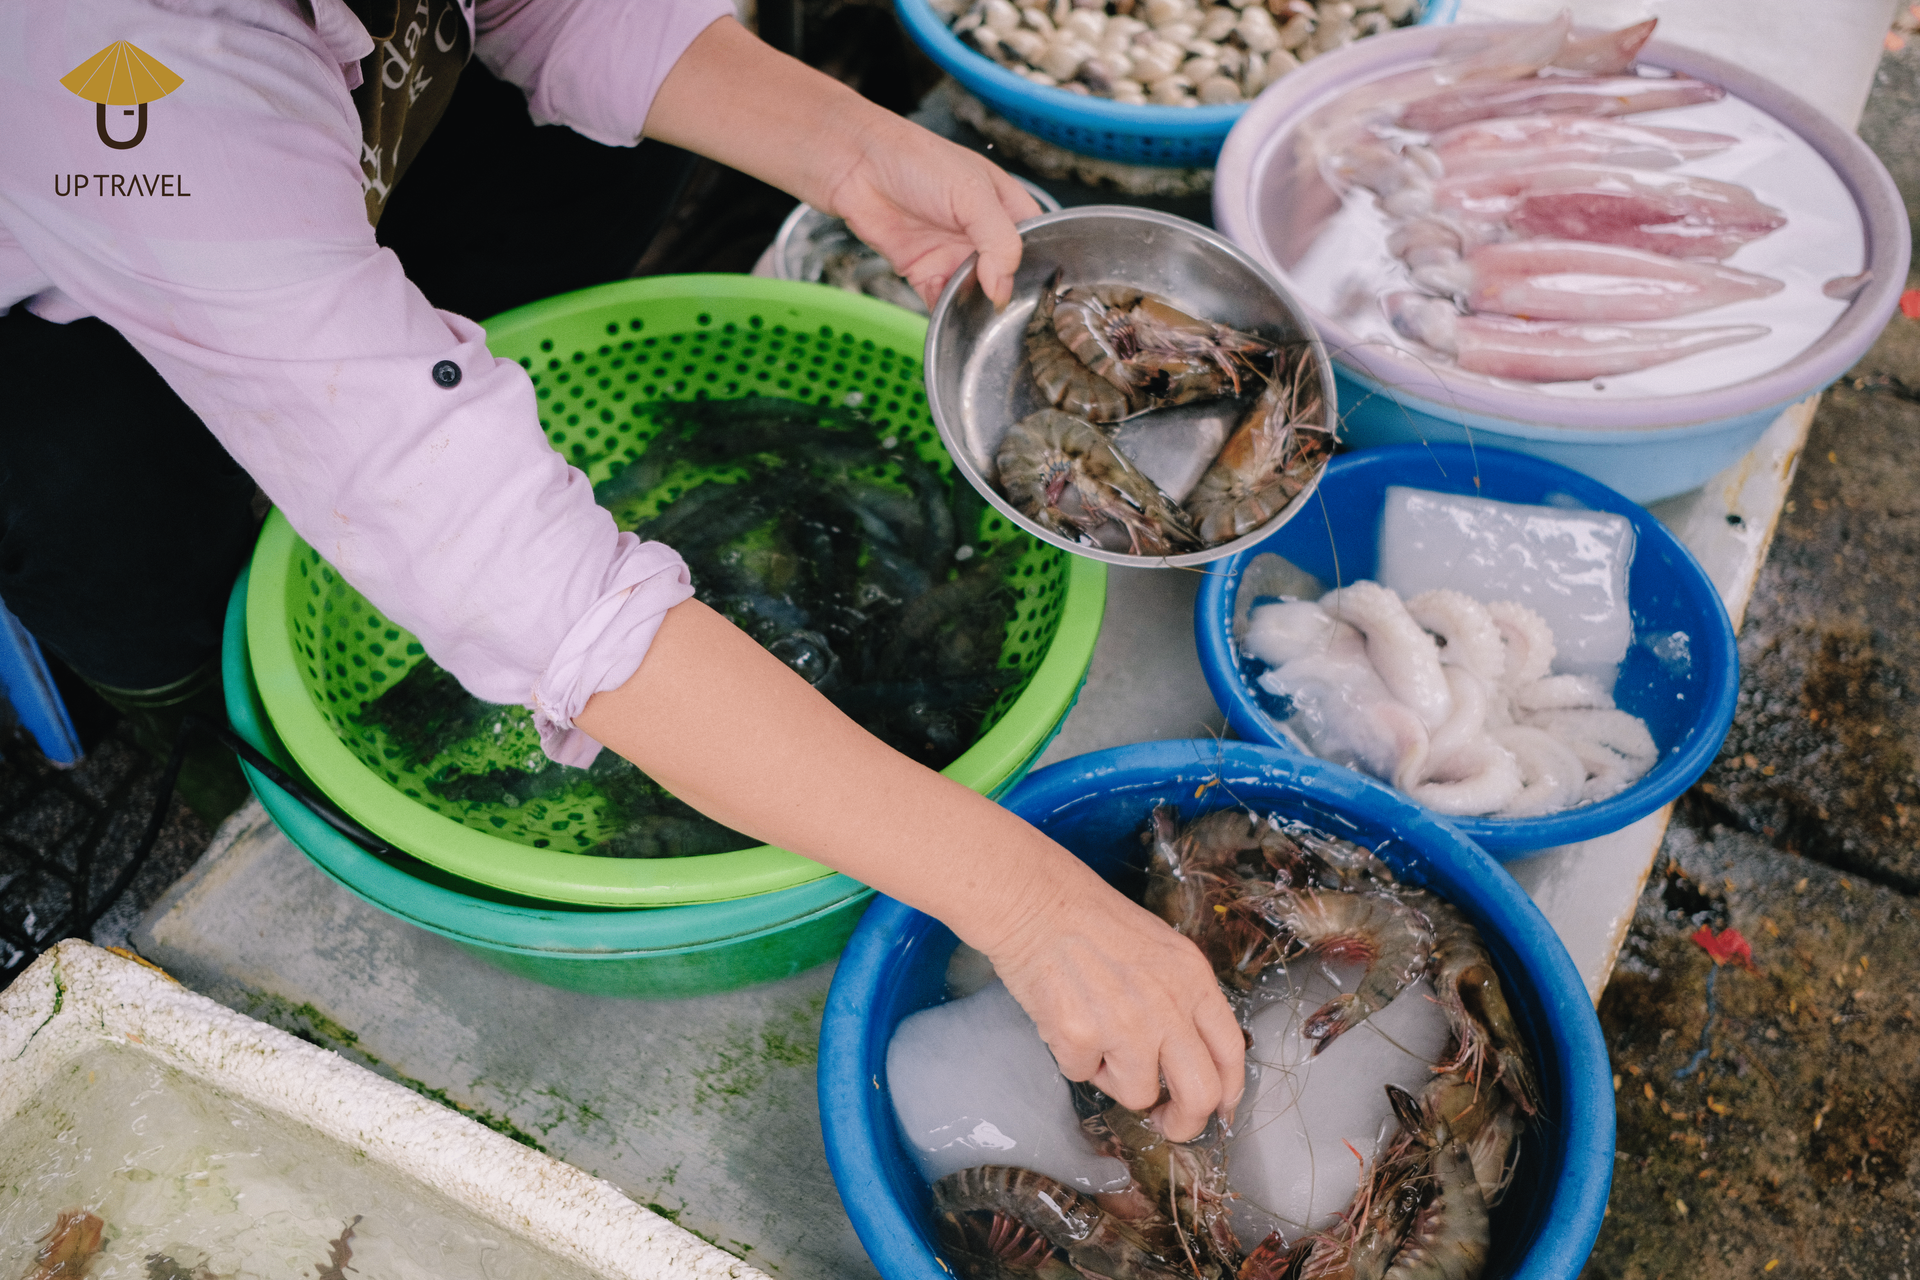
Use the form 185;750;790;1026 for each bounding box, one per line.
61;41;182;150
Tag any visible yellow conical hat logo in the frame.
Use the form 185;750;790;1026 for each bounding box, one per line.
61;41;183;106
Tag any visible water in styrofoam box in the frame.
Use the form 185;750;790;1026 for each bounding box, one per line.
1228;961;1450;1247
886;981;1130;1194
1375;486;1635;687
0;1046;599;1280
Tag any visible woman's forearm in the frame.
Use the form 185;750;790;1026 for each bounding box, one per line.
572;598;1083;955
573;599;1245;1141
641;18;898;217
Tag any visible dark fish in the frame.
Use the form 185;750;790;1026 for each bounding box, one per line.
359;395;1028;857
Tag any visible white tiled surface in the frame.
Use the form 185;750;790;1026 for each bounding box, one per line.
1041;0;1895;1001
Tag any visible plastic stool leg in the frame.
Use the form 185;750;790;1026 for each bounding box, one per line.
0;599;83;766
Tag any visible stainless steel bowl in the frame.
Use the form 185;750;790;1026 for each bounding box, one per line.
924;205;1338;569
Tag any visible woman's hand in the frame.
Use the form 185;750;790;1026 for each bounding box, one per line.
981;859;1248;1142
819;115;1041;309
644;19;1036;308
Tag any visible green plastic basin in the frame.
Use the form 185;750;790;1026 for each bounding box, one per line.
244;275;1107;908
224;566;881;997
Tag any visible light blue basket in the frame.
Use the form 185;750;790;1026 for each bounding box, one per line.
898;0;1456;167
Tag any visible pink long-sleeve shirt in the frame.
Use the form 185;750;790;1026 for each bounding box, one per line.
0;0;734;765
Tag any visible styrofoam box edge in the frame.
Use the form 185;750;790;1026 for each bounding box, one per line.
0;941;769;1280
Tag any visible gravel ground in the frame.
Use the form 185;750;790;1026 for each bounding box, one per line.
1583;32;1920;1280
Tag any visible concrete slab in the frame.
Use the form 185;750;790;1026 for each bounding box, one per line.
131;805;870;1280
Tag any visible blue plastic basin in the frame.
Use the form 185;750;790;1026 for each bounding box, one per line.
1192;443;1739;857
819;739;1613;1280
1332;364;1798;505
893;0;1455;168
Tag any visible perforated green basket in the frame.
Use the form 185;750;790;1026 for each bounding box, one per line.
247;276;1107;908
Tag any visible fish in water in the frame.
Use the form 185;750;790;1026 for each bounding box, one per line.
24;1211;104;1280
356;397;1030;854
313;1216;360;1280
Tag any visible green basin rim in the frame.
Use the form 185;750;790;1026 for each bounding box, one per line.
245;275;1109;908
227;563;880;957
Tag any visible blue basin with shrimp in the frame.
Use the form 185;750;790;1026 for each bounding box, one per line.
818;739;1612;1280
1192;443;1739;858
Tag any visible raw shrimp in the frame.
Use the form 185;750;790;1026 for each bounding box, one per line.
933;1166;1190;1279
1378;1087;1490;1280
1298;1136;1423;1280
1318;583;1454;731
1397;73;1725;133
1488;725;1586;817
1144;806;1289;989
1428;116;1737;177
1463;1103;1522;1207
1406;591;1505;683
1184;346;1334;546
1385;291;1768;382
1086;1104;1241;1273
1440;241;1783;323
1027;277;1132;423
1250;886;1438;1050
1053;282;1277;410
1418;896;1539;1113
1245;602;1433;792
995;409;1200;556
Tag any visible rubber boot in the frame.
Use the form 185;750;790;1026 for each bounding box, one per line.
86;661;251;828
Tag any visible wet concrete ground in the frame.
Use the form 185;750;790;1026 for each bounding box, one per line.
2;10;1918;1275
1582;35;1920;1280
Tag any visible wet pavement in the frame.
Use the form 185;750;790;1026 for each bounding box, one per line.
1582;33;1920;1280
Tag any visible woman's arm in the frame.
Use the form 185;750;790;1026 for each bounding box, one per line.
576;599;1246;1141
641;18;1041;307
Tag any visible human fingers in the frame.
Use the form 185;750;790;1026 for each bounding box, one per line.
1088;1044;1165;1116
957;176;1029;309
1198;991;1249;1121
1147;1031;1225;1143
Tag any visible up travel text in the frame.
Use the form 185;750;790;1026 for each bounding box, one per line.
53;174;191;197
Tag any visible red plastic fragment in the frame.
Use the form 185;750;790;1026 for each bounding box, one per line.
1900;288;1920;320
1692;925;1756;971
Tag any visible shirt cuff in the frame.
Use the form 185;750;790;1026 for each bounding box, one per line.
530;535;695;766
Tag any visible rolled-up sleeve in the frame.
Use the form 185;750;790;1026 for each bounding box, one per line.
0;0;695;766
474;0;736;148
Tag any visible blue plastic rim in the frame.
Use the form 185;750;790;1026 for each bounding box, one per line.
1332;361;1797;506
819;739;1613;1280
1192;443;1740;857
895;0;1455;168
220;566;875;964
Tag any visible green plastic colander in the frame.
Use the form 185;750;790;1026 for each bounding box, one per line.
246;276;1107;908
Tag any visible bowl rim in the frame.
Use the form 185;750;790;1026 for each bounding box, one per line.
893;0;1459;149
818;738;1614;1280
1190;442;1741;855
1213;23;1914;431
224;565;878;955
924;205;1341;569
244;275;1109;908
